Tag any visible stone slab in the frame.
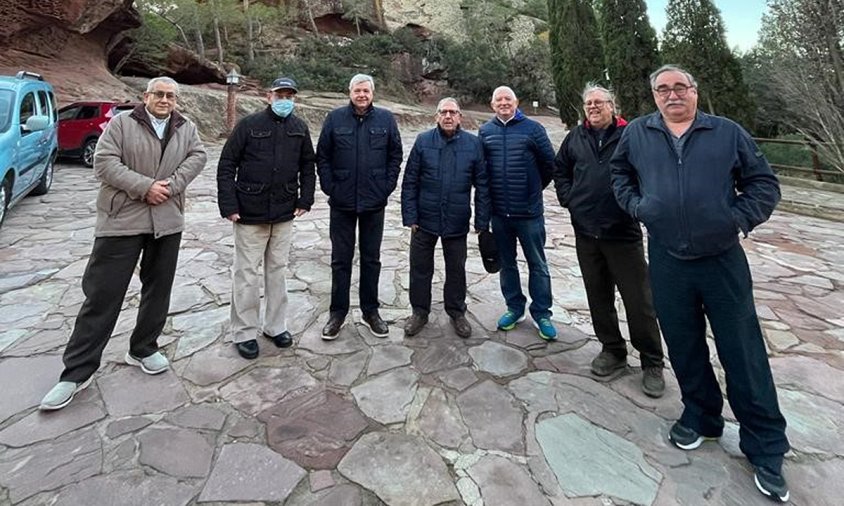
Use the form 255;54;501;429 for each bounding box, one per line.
351;367;419;425
457;380;524;454
138;427;215;477
416;387;470;448
198;443;306;503
468;340;529;377
219;364;318;416
165;403;227;431
338;432;460;506
259;388;369;469
0;354;63;423
179;342;252;386
468;454;550;506
0;391;105;447
47;470;196;506
536;413;661;505
98;367;190;417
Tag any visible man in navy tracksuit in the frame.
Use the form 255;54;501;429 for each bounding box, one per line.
401;97;490;338
479;86;557;342
317;74;403;340
611;65;789;502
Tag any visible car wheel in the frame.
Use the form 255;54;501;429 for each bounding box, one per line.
31;156;54;196
0;176;10;229
82;138;98;167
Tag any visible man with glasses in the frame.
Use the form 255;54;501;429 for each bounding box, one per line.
479;86;557;341
41;76;206;410
217;77;315;359
317;74;402;340
553;83;665;397
401;97;490;338
611;65;789;502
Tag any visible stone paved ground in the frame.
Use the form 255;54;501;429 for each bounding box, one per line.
1;125;843;506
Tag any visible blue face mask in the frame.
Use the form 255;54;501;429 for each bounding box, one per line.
271;98;295;118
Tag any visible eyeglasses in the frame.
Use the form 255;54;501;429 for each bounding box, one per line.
653;84;694;98
583;100;609;108
150;91;178;100
438;110;461;116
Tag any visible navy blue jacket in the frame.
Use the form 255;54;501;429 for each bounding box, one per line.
316;103;403;212
610;111;780;259
217;107;315;224
554;117;642;242
401;127;491;237
478;110;556;218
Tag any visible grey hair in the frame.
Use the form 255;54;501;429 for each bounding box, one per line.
349;73;375;91
146;76;179;94
436;97;461;112
649;65;698;89
491;86;517;102
581;83;616;112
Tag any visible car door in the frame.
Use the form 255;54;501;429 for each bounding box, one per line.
14;90;40;192
58;104;98;152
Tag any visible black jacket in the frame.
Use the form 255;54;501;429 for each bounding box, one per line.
316;103;403;212
217;107;316;224
611;111;780;259
553;117;642;241
401;127;491;237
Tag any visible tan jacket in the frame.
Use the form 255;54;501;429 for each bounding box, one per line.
93;105;207;237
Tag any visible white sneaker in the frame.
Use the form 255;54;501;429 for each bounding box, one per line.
125;351;169;375
39;377;94;411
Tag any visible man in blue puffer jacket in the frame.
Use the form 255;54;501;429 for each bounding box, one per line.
479;86;557;341
317;74;403;340
401;97;490;338
611;65;789;503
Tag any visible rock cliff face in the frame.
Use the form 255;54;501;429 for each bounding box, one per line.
0;0;140;104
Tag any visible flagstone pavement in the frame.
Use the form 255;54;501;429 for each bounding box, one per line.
1;132;842;505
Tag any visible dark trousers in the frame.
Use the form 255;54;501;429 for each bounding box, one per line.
329;207;384;316
575;235;664;368
409;229;467;318
61;233;181;383
648;240;789;472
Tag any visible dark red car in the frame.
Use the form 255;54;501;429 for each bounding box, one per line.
58;101;138;167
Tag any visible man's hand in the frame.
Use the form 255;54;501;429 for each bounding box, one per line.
227;213;240;222
294;208;308;218
410;224;419;232
145;180;170;205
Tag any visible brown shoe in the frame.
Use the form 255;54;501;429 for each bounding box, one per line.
642;367;665;398
404;312;428;336
451;315;472;338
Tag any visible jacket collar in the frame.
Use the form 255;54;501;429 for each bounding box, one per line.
645;110;714;133
493;108;525;126
436;125;462;141
348;102;374;117
130;104;186;135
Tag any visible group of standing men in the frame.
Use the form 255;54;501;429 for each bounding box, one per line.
39;64;789;503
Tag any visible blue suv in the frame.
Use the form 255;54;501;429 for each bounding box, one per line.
0;71;58;230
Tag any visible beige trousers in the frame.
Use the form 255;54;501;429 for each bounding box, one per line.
231;221;294;343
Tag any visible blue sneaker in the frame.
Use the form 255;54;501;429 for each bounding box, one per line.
497;310;526;331
534;318;557;341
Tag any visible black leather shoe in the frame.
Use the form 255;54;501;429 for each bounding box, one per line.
404;312;428;336
322;313;345;340
235;339;259;360
451;315;472;338
264;331;293;348
362;311;389;338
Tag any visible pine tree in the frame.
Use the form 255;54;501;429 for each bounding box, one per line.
660;0;754;127
548;0;605;126
596;0;660;118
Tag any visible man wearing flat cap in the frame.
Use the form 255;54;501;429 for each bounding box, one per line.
217;76;316;359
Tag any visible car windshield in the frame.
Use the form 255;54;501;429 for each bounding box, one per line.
0;90;13;133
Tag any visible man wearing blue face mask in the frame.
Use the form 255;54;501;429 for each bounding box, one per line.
217;76;316;359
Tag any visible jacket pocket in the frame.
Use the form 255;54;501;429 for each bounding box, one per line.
107;191;128;218
369;128;388;149
235;181;269;218
334;127;354;149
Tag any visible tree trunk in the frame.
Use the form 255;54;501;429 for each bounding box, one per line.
113;47;136;75
302;0;319;35
244;0;254;63
213;17;224;66
194;25;206;59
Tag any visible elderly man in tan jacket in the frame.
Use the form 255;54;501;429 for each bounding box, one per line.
40;76;207;411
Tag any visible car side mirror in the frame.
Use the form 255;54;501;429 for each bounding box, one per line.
22;115;49;133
